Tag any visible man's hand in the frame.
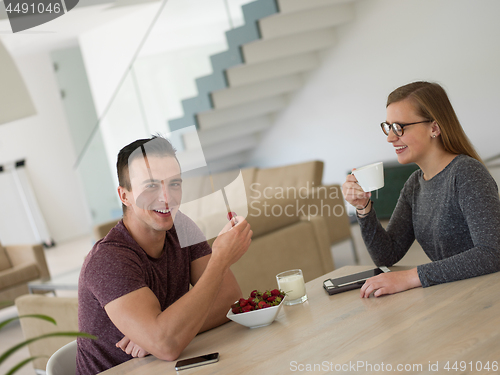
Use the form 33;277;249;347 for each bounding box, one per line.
360;268;421;298
211;216;252;269
116;336;150;358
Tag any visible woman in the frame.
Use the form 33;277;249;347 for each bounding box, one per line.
342;81;500;298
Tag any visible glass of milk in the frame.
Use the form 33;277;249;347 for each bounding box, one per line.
276;269;307;305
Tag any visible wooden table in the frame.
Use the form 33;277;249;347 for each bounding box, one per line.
102;266;500;374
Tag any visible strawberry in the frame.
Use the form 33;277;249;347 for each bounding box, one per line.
258;301;269;309
231;289;285;314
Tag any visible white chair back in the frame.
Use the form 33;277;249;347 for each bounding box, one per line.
46;340;77;375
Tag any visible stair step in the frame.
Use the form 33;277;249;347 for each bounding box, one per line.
277;0;356;13
169;115;196;131
203;134;260;161
206;0;279;91
242;27;337;64
223;0;279;50
207;47;242;89
197;63;230;95
206;151;253;172
197;95;287;129
183;116;272;149
181;96;212;119
226;52;319;87
225;24;260;52
242;0;279;25
259;3;355;39
169;65;231;131
212;74;302;109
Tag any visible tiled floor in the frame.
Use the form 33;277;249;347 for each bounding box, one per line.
0;221;430;375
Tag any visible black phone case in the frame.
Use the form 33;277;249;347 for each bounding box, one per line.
323;280;365;295
322;267;390;295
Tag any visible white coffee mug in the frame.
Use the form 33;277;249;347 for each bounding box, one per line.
352;162;384;192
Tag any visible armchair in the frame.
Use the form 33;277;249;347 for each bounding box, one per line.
15;294;78;373
0;242;50;307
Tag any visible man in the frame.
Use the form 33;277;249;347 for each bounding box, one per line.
76;136;252;374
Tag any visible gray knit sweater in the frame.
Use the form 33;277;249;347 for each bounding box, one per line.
358;154;500;287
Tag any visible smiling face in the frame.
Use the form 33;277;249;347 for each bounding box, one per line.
120;155;182;234
385;99;436;166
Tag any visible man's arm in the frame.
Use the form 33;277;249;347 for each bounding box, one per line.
190;254;243;332
115;245;244;358
106;217;251;361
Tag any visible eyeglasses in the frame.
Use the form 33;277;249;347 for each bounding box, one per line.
380;120;431;137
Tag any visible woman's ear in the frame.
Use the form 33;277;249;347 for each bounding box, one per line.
431;121;441;138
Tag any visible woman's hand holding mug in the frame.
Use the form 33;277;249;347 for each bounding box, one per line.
342;169;372;211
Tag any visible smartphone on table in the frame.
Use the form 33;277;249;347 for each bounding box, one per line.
323;267;391;295
174;352;220;371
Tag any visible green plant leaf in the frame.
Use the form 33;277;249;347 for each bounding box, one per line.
4;355;46;375
0;332;96;365
0;314;57;331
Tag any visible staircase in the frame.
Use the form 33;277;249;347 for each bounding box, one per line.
169;0;357;171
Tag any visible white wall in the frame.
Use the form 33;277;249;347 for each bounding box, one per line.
0;51;92;244
248;0;500;184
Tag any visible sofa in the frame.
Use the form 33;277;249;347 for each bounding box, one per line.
0;242;50;307
179;161;336;294
93;160;355;294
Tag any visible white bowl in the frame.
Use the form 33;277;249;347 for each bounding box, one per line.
226;298;285;329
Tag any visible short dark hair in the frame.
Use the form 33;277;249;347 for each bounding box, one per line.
116;136;177;211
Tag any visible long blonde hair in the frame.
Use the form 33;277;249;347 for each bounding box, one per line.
387;82;483;164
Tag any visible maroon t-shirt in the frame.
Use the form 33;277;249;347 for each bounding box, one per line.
76;212;211;374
